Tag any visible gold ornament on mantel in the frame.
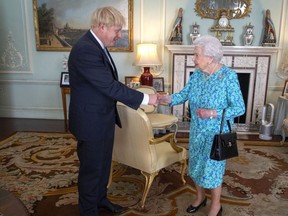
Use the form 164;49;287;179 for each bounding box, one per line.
194;0;252;20
210;10;235;46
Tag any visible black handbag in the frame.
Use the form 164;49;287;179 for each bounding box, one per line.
210;109;239;161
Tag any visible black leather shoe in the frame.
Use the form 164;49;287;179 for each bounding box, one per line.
186;197;207;213
217;206;223;216
99;199;125;214
207;206;222;216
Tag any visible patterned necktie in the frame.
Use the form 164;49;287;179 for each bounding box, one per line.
103;47;117;79
103;48;112;63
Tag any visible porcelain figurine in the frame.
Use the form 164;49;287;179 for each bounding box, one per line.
261;9;276;46
169;8;183;45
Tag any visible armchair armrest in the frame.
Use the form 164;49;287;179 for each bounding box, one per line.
149;133;183;153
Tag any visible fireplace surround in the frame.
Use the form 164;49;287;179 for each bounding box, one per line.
166;45;279;124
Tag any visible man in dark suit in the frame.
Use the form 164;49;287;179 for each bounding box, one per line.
68;6;158;216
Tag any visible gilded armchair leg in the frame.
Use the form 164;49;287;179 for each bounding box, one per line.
180;159;187;185
169;123;178;143
173;123;179;143
140;171;158;208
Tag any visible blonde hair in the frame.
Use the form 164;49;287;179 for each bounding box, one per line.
90;6;126;28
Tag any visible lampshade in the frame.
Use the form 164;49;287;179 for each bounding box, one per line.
134;43;162;66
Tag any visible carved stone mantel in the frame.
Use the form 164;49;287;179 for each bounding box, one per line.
165;45;279;124
166;45;279;55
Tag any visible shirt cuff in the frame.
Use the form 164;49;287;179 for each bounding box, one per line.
141;93;149;105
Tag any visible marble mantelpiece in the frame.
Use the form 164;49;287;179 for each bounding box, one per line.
166;45;279;124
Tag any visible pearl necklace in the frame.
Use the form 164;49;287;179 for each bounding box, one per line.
203;63;218;81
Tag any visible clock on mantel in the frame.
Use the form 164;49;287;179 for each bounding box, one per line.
210;11;235;46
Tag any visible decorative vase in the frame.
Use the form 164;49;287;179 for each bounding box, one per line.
140;67;153;86
243;23;254;46
190;22;200;44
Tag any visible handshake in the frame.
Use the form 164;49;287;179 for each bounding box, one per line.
148;94;171;106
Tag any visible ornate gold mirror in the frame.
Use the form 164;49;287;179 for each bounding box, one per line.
195;0;252;19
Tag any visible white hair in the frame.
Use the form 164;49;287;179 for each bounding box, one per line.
193;35;223;62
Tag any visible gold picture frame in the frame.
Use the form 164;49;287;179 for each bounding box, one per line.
32;0;133;52
153;77;164;92
194;0;252;20
124;76;140;87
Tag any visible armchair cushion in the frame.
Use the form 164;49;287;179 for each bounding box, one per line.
148;113;178;128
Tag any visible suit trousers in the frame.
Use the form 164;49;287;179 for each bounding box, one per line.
77;135;114;216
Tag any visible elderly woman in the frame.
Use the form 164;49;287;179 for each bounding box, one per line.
158;35;245;216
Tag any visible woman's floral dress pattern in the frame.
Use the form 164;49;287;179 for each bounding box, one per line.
170;65;245;188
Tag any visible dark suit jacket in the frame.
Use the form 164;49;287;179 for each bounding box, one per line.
68;31;143;141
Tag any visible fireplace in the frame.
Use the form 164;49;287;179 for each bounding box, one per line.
166;45;279;124
237;73;250;123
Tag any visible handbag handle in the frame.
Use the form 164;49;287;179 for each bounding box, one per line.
219;109;232;134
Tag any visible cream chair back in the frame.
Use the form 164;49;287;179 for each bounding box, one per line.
113;103;158;173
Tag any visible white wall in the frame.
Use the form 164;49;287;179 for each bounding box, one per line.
0;0;287;119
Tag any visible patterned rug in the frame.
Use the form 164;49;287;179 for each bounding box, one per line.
0;132;287;216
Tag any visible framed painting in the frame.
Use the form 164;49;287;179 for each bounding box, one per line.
282;80;288;97
32;0;133;52
124;76;140;88
60;72;70;87
153;77;164;92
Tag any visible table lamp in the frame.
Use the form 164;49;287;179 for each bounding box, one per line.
133;43;162;86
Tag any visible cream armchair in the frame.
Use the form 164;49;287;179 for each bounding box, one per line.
135;85;179;142
112;103;187;208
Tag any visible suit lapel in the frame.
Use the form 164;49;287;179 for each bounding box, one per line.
86;31;119;81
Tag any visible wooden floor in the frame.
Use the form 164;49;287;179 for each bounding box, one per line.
0;118;67;141
0;118;282;142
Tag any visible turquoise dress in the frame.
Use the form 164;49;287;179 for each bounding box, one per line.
170;65;245;188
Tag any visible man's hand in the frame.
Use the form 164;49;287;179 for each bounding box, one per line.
148;94;159;106
157;94;172;105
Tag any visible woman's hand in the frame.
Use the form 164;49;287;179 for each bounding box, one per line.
157;94;172;105
196;108;215;119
